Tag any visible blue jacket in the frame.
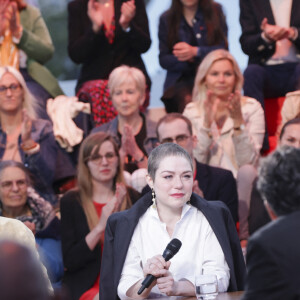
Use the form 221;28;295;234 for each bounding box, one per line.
159;4;228;91
99;192;246;300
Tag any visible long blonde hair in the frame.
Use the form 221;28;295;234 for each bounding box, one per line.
192;49;244;112
0;66;37;120
77;132;131;230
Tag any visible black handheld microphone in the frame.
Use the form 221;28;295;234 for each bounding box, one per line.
137;238;182;295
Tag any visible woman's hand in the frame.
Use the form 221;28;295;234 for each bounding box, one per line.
143;255;171;278
7;2;22;39
0;0;10;36
156;270;178;296
24;221;36;235
21;109;34;145
119;0;136;30
260;18;289;41
173;42;198;62
121;124;144;159
87;0;104;33
203;90;219;129
227;91;244;127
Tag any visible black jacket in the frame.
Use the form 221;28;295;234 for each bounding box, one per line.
99;192;246;300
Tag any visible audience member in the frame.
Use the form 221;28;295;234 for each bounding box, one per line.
91;65;157;174
0;160;63;288
0;240;51;300
0;216;52;294
0;0;64;119
100;143;246;299
248;117;300;236
0;66;60;203
155;113;238;223
68;0;151;127
60;132;140;300
183;49;265;241
242;146;300;300
239;0;300;149
159;0;227;113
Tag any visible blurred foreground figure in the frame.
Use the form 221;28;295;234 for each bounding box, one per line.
242;146;300;300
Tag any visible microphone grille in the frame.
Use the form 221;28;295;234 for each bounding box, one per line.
166;238;182;255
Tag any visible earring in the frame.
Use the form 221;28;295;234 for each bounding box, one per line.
151;188;156;202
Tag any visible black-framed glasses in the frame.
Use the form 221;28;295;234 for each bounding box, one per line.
0;84;21;94
85;152;117;164
0;179;27;191
160;134;191;145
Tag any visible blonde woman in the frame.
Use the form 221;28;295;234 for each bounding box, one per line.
60;132;140;300
183;49;265;242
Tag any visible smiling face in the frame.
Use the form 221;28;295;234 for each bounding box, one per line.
0;72;23;115
204;59;236;100
87;140;119;185
111;79;145;118
147;155;193;212
0;167;28;214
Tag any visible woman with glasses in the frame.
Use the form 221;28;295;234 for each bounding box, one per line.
0;66;60;204
60;131;140;300
0;160;64;289
0;0;63;119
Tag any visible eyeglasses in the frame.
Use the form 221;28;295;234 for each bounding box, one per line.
86;152;117;164
0;84;21;94
0;179;27;191
160;134;191;146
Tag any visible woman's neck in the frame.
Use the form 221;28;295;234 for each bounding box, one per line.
183;4;198;26
92;180;114;204
118;113;143;135
3;205;29;219
156;203;182;237
0;111;22;134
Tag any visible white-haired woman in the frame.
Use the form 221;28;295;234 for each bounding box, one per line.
183;49;265;243
0;66;58;203
92;65;157;177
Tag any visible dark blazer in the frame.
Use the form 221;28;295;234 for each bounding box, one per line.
242;210;300;300
99;192;246;300
68;0;151;92
239;0;300;65
159;4;227;91
195;161;238;223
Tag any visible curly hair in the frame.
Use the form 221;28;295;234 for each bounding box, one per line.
257;146;300;216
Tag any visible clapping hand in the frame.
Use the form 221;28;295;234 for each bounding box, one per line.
121;124;140;157
87;0;104;33
119;0;135;30
203;90;220;129
173;42;198;62
227;91;244;126
0;1;22;38
21;109;34;145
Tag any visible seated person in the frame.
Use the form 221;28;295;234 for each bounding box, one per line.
0;66;75;204
183;49;264;241
248;117;300;236
280;90;300;130
153;112;239;223
0;160;63;288
242;146;300;300
0;216;52;294
99;143;246;299
60;132;140;300
91;65;157;174
0;0;64;120
239;0;300;150
0;240;51;300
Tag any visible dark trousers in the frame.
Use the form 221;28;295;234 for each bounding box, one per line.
243;62;300;150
